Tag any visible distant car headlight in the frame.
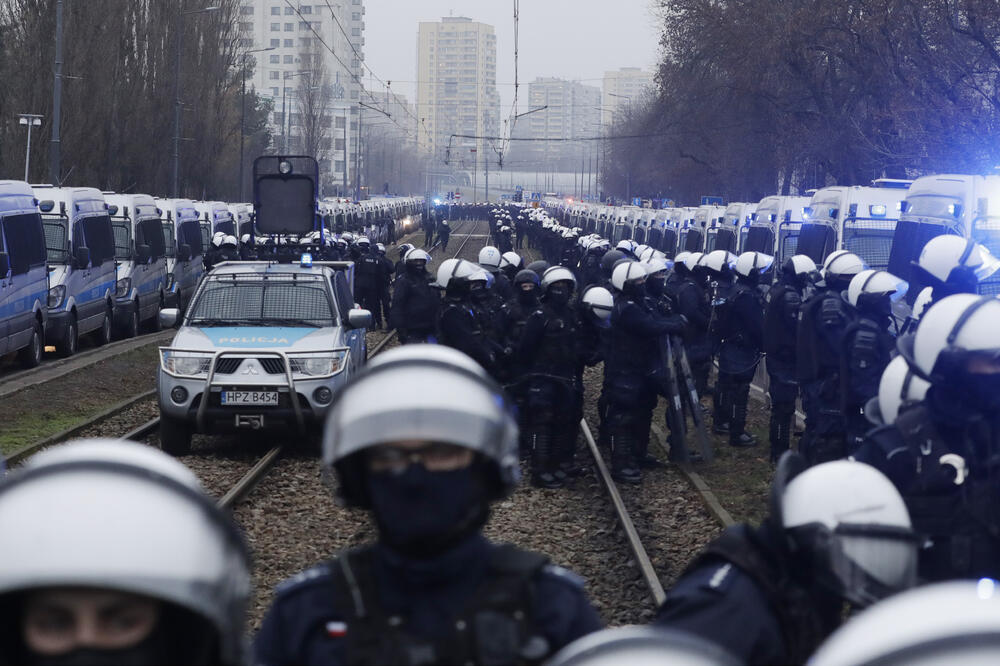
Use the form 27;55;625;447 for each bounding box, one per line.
48;285;66;309
160;349;213;377
288;351;348;378
115;277;132;298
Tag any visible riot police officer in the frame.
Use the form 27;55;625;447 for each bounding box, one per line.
839;269;907;451
674;252;713;396
764;255;817;461
435;259;497;375
375;243;394;329
797;251;866;465
913;235;1000;305
856;294;1000;582
479;246;513;302
437;219;451;251
395;243;415;280
351;237;384;329
0;440;251;666
390;249;440;344
256;345;603;665
655;453;917;665
518;267;582;488
699;251;739;435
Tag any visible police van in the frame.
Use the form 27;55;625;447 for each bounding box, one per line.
195;200;236;236
33;185;117;356
156;156;371;454
744;195;812;264
156;198;205;312
105;193;169;338
0;180;48;367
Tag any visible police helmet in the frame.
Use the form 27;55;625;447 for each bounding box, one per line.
341;231;355;244
809;580;1000;666
540;266;577;291
774;452;917;608
397;242;415;258
600;249;627;276
843;269;909;308
638;247;666;262
323;345;520;507
376;242;386;254
611;261;648;292
699;250;737;275
240;233;251;245
682;252;704;272
355;236;371;248
914;235;1000;290
581;286;614;324
404;248;431;265
867;355;930;426
470;267;493;290
499;251;523;271
899;293;1000;385
642;257;672;277
211;231;226;248
782;254;817;277
561;228;576;239
434;258;480;289
823;250;866;284
478;245;502;270
514;269;540;289
546;626;740;666
0;440;250;665
633;244;651;259
734;251;774;277
616;239;637;255
526;260;551;276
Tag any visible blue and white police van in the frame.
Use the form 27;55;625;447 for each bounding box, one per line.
0;180;48;367
155;198;205;312
195;200;236;235
33;185;117;356
105;193;169;337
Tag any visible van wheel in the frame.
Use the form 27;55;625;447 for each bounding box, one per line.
17;321;43;368
159;415;192;456
56;316;78;357
121;303;140;339
93;306;112;346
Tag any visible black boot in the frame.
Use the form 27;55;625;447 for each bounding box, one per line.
769;405;793;462
610;433;641;484
633;415;664;469
530;432;563;489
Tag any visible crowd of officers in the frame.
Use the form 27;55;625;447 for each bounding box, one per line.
4;204;1000;665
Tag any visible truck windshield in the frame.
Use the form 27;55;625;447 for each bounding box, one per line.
188;277;336;328
903;195;962;222
42;217;70;264
112;220;132;260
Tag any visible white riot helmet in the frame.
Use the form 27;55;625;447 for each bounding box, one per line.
546;626;740;666
540;266;577;291
0;440;250;665
376;242;386;254
912;285;934;321
616;239;637;255
866;356;931;426
240;233;251;245
211;231;226;248
699;250;737;275
611;261;648;292
638;247;666;262
221;235;238;249
642;257;672;277
673;251;693;269
682;251;704;272
404;248;431;265
633;244;651;258
581;286;614;325
843;269;909;308
355;236;371;248
478;245;502;270
734;251;775;278
822;250;866;285
774;453;918;608
809;580;1000;666
434;258;481;290
499;251;522;272
914;235;1000;292
322;345;520;506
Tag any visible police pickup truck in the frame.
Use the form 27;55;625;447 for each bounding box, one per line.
156;255;372;455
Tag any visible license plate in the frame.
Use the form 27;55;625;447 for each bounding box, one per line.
220;391;278;406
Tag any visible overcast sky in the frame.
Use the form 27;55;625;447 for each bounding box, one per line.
363;0;661;113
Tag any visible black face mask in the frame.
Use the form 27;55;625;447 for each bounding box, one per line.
368;465;488;558
517;288;538;306
27;624;174;666
646;277;665;296
471;287;491;305
546;286;571;307
407;263;425;277
623;281;645;300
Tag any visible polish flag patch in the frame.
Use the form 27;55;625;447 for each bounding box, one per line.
325;621;347;638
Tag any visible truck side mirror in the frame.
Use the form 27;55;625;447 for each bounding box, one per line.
178;244;192;262
348;308;374;329
0;252;10;277
74;246;91;269
135;244;151;263
158;308;180;329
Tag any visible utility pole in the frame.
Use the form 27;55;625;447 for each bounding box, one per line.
485;149;489;203
49;0;63;185
355;103;362;201
19;114;43;181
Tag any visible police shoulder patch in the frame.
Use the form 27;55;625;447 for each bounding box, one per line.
541;564;586;589
276;563;333;596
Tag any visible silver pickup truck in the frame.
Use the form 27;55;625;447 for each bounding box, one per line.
156;257;372;455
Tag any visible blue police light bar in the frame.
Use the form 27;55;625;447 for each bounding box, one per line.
433;198;442;205
300;253;313;267
870;204;887;218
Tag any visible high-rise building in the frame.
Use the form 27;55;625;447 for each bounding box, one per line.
601;67;654;127
238;0;365;195
415;17;500;166
509;77;600;171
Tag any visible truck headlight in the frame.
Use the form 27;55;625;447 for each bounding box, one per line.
115;277;132;298
48;285;66;309
288;351;348;378
160;349;213;377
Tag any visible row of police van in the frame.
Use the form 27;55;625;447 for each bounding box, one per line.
319;196;424;244
0;178;423;369
546;173;1000;296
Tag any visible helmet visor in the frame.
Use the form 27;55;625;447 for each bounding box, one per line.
971;244;1000;281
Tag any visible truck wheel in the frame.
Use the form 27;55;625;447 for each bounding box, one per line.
56;316;78;358
17;321;43;368
93;306;112;346
121;302;139;339
159;415;192;456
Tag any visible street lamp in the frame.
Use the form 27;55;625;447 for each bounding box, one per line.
172;5;221;197
239;46;275;201
18;114;43;182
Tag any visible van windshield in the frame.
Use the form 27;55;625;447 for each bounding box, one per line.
904;195;962;222
161;222;176;258
42;217;70;264
112;221;132;260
